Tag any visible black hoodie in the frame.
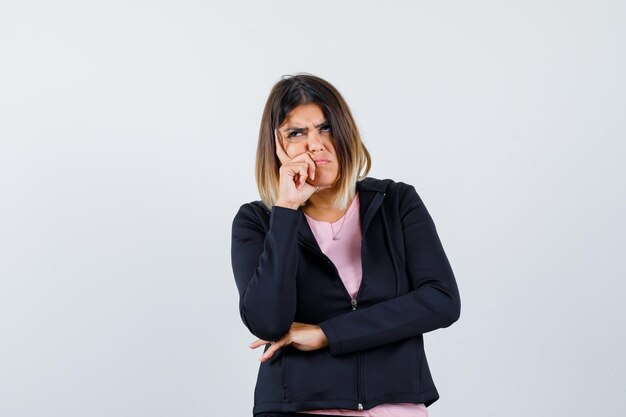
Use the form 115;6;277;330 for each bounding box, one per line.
231;177;461;416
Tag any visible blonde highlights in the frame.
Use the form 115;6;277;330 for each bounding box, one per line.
255;74;371;210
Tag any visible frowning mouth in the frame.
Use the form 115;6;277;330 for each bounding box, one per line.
313;159;330;166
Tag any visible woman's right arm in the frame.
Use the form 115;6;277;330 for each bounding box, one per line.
232;132;322;341
231;203;302;342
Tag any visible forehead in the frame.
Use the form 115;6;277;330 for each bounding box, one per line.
281;103;326;127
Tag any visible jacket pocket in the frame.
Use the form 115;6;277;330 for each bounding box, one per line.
284;345;356;402
255;346;287;406
362;335;431;401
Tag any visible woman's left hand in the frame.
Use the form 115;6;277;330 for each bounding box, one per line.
249;322;329;362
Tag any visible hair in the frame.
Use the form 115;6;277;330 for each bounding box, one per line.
255;73;371;210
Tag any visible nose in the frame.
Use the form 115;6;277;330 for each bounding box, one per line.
307;131;324;152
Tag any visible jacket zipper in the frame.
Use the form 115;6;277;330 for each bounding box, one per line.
261;189;387;411
352;298;364;411
299;240;362;306
299;240;364;410
328;261;364;411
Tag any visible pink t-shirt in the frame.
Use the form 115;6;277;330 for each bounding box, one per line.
301;193;428;417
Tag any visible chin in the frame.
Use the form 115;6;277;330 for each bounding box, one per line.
313;177;334;187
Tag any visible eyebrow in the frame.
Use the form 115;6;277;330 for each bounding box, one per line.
283;120;329;132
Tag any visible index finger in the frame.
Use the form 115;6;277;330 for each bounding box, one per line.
260;339;286;362
274;129;290;165
249;339;270;349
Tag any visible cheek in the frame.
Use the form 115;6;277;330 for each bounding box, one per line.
325;138;338;155
284;142;307;158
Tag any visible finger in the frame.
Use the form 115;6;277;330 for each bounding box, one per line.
248;339;269;349
274;130;290;165
289;152;316;181
296;165;308;189
284;162;309;176
285;163;309;187
260;340;284;362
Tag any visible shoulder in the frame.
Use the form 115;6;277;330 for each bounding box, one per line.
235;199;270;216
231;200;271;234
357;176;423;203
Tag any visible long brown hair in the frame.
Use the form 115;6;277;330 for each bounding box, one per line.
255;73;371;210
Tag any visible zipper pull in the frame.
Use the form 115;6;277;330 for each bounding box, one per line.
358;403;364;410
351;299;358;310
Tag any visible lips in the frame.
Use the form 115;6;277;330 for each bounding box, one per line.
313;159;330;166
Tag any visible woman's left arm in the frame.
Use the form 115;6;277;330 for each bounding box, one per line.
318;184;461;356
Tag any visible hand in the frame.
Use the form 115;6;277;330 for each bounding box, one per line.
274;130;326;209
248;322;329;362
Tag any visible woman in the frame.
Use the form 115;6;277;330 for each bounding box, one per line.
231;74;461;417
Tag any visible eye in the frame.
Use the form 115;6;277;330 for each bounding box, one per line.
320;124;332;133
288;131;302;138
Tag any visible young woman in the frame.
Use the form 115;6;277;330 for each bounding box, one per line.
231;74;461;417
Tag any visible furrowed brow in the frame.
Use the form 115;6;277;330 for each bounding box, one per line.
284;126;307;132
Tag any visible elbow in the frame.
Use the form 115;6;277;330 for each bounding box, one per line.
251;324;292;343
449;300;462;326
441;293;461;327
240;307;292;342
421;282;461;329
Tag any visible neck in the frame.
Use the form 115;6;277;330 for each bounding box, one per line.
306;188;339;210
303;187;354;222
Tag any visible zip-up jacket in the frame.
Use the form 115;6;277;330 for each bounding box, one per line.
231;177;461;416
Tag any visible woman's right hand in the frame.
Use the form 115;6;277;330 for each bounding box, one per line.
274;130;320;209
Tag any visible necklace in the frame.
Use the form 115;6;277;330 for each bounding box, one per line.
330;209;349;240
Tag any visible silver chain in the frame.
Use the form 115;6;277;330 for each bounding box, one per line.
330;210;349;240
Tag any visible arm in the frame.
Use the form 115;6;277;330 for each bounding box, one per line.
231;204;302;341
231;132;322;342
318;184;461;356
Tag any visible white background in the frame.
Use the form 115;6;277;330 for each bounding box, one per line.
1;1;624;416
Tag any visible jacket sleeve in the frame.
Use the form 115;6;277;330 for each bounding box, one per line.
231;203;302;342
318;185;461;356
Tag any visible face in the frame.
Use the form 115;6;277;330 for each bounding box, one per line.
278;103;339;189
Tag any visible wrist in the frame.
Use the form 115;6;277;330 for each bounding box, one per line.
317;325;328;348
275;200;300;210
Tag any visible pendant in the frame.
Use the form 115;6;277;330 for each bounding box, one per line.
332;236;340;240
